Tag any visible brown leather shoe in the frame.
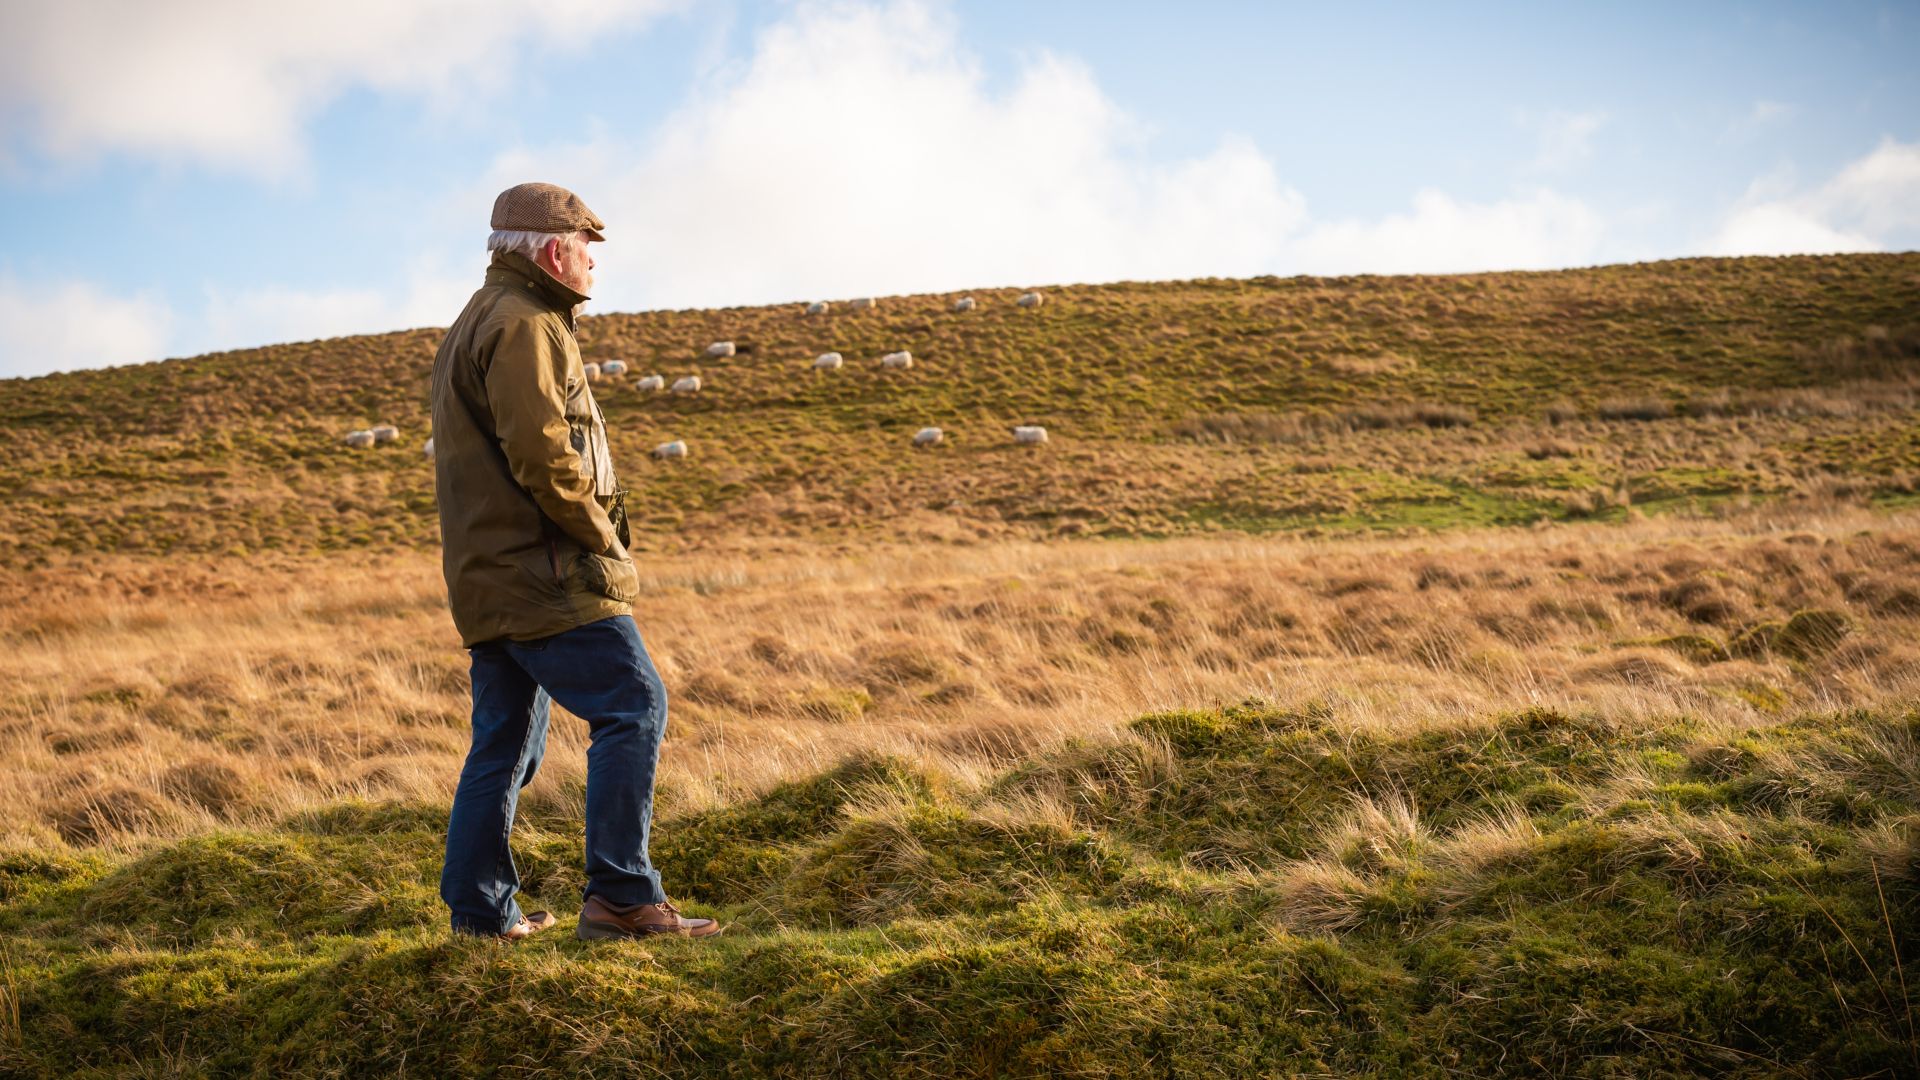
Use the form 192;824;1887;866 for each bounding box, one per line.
576;896;721;940
500;911;556;942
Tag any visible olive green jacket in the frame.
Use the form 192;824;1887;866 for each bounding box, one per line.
430;250;638;647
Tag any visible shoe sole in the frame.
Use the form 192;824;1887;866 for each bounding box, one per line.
576;917;721;941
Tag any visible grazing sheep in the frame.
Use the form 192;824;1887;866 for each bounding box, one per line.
953;297;976;312
671;376;703;394
636;374;665;391
851;297;876;311
423;437;436;461
806;301;829;315
653;440;689;459
706;341;735;358
371;424;399;444
601;359;628;376
344;430;376;448
1012;425;1049;445
583;362;602;381
913;427;944;446
1017;291;1045;309
813;352;843;370
880;350;913;370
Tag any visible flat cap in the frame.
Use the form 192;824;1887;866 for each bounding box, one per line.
491;182;606;241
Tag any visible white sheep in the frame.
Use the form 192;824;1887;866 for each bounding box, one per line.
851;297;876;311
706;341;735;358
1017;291;1045;309
583;362;602;381
653;440;689;459
636;374;665;391
1012;425;1049;445
880;351;913;370
953;297;976;312
813;352;843;371
671;376;703;394
423;438;436;461
344;430;376;448
601;359;628;377
371;424;400;444
913;427;943;446
806;301;829;315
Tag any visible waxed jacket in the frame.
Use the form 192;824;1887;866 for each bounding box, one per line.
430;250;638;647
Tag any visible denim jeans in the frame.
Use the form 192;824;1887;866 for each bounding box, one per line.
440;614;669;935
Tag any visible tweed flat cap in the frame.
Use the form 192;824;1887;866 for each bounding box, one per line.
491;182;606;241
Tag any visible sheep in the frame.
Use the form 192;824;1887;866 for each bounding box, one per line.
806;301;829;315
1012;425;1049;445
706;341;735;358
880;350;913;370
953;297;976;312
671;376;703;394
912;427;944;446
601;359;628;376
583;362;602;381
1016;291;1045;309
636;374;666;391
423;437;436;462
653;440;689;459
851;297;876;311
343;430;376;448
813;352;843;370
371;424;400;444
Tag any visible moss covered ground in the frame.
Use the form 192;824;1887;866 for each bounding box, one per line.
5;701;1916;1077
1;253;1916;562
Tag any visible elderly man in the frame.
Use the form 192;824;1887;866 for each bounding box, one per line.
430;182;718;942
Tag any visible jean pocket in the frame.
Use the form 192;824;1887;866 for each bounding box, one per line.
573;551;638;603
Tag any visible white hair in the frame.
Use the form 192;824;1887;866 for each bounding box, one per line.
487;229;584;262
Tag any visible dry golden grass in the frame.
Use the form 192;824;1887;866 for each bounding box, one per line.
4;502;1917;851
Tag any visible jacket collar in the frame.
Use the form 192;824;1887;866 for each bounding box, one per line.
485;250;590;324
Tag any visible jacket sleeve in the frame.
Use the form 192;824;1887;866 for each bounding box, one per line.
484;313;620;554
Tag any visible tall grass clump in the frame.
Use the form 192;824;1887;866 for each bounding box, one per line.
4;699;1918;1077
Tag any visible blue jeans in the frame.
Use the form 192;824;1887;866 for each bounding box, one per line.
440;615;670;935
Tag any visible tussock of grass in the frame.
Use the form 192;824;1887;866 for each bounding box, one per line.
4;701;1918;1076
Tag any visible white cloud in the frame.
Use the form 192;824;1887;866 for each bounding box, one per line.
1289;189;1608;276
1519;109;1607;172
0;275;174;378
493;0;1600;312
0;0;679;175
548;0;1308;307
198;271;472;355
1706;137;1920;256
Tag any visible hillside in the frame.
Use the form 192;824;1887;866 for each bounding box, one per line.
0;253;1916;564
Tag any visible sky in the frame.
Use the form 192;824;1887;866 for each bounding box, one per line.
0;0;1916;377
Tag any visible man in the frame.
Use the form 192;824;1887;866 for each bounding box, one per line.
430;182;718;942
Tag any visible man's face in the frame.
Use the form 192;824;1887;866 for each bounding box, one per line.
544;232;596;296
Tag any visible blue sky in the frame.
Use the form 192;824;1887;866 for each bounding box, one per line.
1;0;1915;377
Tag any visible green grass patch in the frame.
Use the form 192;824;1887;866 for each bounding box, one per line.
6;702;1917;1076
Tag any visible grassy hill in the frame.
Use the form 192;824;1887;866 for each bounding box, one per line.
0;253;1916;563
2;254;1919;1076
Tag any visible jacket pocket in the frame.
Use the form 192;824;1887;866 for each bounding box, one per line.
573;550;639;603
